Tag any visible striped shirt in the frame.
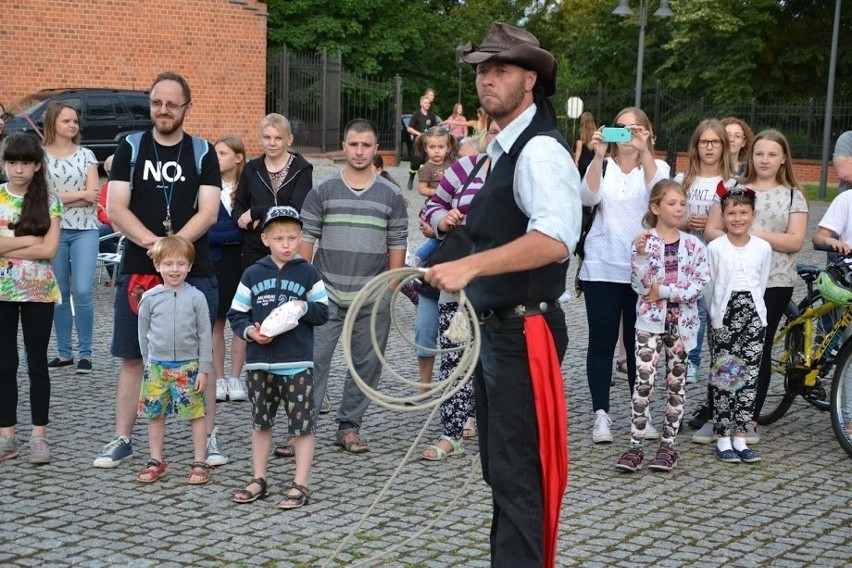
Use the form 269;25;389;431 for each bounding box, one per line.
423;154;488;232
300;171;408;306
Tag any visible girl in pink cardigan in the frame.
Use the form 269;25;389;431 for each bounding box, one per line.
615;180;711;472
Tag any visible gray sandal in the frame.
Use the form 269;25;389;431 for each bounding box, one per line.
278;482;311;509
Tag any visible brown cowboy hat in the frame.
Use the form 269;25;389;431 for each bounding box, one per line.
459;22;557;97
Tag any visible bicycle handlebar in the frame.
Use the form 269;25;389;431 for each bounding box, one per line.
814;243;852;257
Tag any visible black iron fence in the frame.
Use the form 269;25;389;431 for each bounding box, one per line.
267;47;401;155
555;82;852;161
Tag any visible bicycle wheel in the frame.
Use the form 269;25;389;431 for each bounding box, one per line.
830;341;852;458
800;291;836;412
757;316;801;425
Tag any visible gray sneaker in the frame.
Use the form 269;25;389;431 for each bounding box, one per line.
206;426;229;466
692;421;715;444
320;393;332;414
30;436;50;464
93;436;133;468
0;435;19;462
745;423;760;445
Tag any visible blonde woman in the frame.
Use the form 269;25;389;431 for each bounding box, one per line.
232;113;313;268
573;111;597;178
42;102;100;373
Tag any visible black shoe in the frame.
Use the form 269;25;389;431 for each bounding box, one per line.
77;359;92;374
406;176;414;191
687;404;709;430
47;358;74;368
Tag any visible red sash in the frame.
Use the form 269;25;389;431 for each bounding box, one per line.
524;314;568;568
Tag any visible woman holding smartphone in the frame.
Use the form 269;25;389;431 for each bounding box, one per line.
579;107;670;444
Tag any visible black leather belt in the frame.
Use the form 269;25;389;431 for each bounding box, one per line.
480;300;560;328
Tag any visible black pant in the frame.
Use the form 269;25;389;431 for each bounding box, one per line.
705;286;792;418
0;301;54;428
475;308;568;567
582;281;638;412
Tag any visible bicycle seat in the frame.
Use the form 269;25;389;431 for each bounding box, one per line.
797;264;821;282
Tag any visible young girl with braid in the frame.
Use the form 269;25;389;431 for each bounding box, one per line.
615;180;710;472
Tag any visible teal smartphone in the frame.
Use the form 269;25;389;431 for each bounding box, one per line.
602;127;632;143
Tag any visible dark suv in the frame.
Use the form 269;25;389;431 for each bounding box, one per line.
4;88;153;163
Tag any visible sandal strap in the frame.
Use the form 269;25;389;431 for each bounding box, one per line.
438;435;462;453
249;476;267;491
290;482;310;498
190;461;209;471
145;459;163;468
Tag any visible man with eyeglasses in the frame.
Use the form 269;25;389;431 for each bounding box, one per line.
94;71;226;470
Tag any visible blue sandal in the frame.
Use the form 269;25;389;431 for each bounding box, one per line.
714;448;740;463
734;447;761;463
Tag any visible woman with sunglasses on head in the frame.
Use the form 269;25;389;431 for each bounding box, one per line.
705;129;808;449
580;107;670;445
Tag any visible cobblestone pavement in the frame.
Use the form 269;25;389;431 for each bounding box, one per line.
1;159;850;567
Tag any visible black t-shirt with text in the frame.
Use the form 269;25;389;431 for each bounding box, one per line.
110;131;221;276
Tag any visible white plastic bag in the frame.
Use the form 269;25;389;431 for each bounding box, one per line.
259;301;307;337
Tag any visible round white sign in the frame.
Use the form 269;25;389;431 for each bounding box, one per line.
565;96;584;119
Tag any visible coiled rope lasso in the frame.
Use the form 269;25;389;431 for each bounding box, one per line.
323;267;482;567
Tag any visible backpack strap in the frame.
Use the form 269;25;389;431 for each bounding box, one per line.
190;135;209;177
126;131;145;191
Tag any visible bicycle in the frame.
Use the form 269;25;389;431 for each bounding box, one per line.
758;248;852;458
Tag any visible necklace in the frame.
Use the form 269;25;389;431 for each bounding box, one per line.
151;135;184;235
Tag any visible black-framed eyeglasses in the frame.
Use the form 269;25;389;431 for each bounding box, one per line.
698;139;723;148
149;99;190;112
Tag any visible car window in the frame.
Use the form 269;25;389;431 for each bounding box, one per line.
125;95;151;120
86;96;119;121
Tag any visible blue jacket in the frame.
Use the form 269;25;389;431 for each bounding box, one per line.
227;255;329;371
208;202;243;262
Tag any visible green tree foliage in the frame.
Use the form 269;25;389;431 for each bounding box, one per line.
266;0;851;110
656;0;777;105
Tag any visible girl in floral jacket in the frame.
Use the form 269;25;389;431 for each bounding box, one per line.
615;180;710;472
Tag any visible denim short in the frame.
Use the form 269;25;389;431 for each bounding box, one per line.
414;294;440;357
111;274;218;359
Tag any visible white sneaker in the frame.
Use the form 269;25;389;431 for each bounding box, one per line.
215;378;228;402
686;363;699;384
745;423;760;445
692;421;715;444
644;411;660;440
320;393;332;414
592;409;613;443
226;377;247;401
205;426;229;466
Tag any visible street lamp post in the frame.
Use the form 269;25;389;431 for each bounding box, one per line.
455;43;465;104
613;0;673;108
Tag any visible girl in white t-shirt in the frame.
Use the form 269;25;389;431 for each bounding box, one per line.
675;119;735;388
706;187;771;463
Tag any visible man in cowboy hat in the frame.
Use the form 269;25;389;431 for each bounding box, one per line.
425;22;581;568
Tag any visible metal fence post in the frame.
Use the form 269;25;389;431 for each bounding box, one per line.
394;74;402;162
321;49;328;153
805;97;815;158
281;46;289;116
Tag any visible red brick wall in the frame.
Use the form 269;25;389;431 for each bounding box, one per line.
1;0;267;155
671;154;839;185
